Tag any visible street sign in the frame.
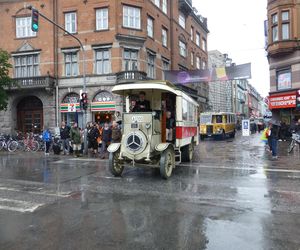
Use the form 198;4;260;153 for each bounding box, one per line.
242;119;250;136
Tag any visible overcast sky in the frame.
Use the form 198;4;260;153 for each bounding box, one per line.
194;0;269;97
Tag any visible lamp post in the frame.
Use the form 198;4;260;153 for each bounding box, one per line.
27;5;88;154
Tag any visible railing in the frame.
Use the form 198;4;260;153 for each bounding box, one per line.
116;71;148;83
10;76;55;89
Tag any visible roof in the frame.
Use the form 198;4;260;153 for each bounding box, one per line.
112;80;198;106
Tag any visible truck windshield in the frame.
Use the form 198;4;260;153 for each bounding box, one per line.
200;115;212;124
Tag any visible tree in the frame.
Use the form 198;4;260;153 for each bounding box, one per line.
0;49;13;110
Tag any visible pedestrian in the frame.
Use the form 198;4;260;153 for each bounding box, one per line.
60;121;70;155
70;122;81;157
86;122;93;151
90;122;100;156
100;122;112;159
133;91;151;112
111;121;122;143
269;121;280;159
42;126;52;156
260;127;269;149
166;111;175;143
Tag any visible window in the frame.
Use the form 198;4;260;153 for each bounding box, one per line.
16;17;36;38
182;99;188;120
271;13;278;42
65;52;78;77
162;0;167;14
190;26;194;41
147;17;154;38
202;60;207;69
65;12;77;34
95;49;111;74
162;58;170;80
277;68;291;90
14;54;39;78
124;49;138;71
123;5;141;29
179;13;185;29
162;28;168;47
202;38;207;51
179;40;186;57
147;53;155;79
154;0;160;7
281;11;289;40
191;52;194;66
196;32;200;47
96;8;108;30
196;56;200;69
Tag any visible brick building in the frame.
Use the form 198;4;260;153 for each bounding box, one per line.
0;0;208;133
267;0;300;125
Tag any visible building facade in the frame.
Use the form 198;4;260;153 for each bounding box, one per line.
267;0;300;125
0;0;208;134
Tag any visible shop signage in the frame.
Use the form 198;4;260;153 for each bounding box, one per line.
269;94;296;109
60;103;80;113
296;90;300;110
91;101;116;112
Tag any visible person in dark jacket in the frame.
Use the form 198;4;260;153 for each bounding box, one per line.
111;121;122;143
90;123;100;156
60;121;70;155
269;121;280;159
133;91;151;112
100;122;112;159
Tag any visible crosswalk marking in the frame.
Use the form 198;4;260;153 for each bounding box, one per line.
0;198;44;213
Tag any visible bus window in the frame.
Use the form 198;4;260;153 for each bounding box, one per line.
182;99;188;120
200;114;212;124
215;115;222;123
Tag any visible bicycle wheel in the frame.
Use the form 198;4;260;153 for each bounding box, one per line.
17;140;26;151
288;139;296;153
8;141;18;152
0;140;4;151
29;140;40;152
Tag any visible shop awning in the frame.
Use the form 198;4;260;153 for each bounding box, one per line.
60;103;80;113
91;101;116;112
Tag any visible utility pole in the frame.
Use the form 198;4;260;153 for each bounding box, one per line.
27;5;88;155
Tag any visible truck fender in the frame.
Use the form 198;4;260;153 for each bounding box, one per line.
155;143;174;152
107;143;121;153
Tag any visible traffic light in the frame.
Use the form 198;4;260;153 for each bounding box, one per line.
31;8;39;32
81;92;88;110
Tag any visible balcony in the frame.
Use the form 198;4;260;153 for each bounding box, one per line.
116;71;148;84
9;76;55;91
179;0;193;15
267;40;299;57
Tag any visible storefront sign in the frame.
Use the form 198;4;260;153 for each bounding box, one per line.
60;103;80;113
269;94;296;109
296;90;300;110
91;101;116;112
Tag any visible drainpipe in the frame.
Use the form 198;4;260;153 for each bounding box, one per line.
54;0;59;127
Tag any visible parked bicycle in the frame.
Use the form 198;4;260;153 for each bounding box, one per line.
0;134;19;152
287;132;300;153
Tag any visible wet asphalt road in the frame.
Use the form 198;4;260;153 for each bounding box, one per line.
0;132;300;250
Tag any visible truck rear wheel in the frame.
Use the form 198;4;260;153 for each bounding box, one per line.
181;144;193;162
109;150;124;177
160;148;175;179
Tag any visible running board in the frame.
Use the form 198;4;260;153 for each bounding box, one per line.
175;148;181;164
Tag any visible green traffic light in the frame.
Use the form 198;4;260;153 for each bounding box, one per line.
32;23;38;31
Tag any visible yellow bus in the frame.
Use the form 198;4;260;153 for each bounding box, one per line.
200;112;236;140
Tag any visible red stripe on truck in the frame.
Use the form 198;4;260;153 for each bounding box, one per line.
176;126;198;139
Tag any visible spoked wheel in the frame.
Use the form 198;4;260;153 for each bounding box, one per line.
160;148;175;179
17;141;25;151
288;139;296;153
109;150;124;177
0;141;4;151
29;141;40;152
8;141;18;152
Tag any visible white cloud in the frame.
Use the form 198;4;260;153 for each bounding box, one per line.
194;0;270;97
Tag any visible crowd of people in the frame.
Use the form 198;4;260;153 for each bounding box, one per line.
42;120;122;158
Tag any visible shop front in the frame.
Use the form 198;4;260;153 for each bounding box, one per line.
60;93;83;127
91;91;116;125
269;91;297;125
